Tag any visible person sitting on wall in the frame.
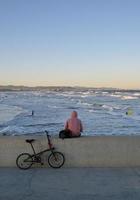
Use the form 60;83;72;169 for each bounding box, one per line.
59;111;83;139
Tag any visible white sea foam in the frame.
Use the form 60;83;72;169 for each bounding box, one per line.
0;125;25;135
102;92;109;94
77;101;92;107
102;104;113;111
121;96;138;100
81;95;89;98
133;93;140;96
57;92;75;97
109;94;122;98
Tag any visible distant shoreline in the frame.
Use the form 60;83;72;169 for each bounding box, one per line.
0;85;140;93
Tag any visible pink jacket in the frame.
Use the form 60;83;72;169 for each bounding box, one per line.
65;111;83;136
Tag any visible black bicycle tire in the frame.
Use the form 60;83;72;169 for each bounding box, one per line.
48;151;65;168
16;153;33;170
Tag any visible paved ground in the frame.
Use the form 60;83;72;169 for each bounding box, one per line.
1;168;140;200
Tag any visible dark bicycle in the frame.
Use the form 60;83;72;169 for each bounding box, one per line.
16;130;65;169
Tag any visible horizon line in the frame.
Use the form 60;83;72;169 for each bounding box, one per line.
0;84;140;91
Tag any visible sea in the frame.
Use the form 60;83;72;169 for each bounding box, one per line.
0;88;140;136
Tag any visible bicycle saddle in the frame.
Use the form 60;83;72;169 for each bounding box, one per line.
26;139;35;143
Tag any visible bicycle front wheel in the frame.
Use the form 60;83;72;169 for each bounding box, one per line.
48;152;65;168
16;153;33;170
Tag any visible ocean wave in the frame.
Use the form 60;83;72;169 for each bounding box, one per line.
77;100;92;107
78;101;119;112
80;91;92;98
81;102;92;106
57;91;95;98
102;92;109;94
0;125;43;136
109;94;122;98
81;95;90;98
121;96;138;100
67;106;80;109
133;93;140;96
47;105;62;109
23;122;62;127
0;125;26;135
102;104;113;111
57;92;76;97
0;104;24;124
0;121;63;136
1;90;140;136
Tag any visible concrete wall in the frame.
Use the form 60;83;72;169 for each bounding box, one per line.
0;135;140;167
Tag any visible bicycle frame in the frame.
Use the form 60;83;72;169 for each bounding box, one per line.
31;147;55;157
16;130;65;169
27;131;55;162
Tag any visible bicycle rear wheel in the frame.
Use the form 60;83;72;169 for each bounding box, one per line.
16;153;33;170
48;152;65;168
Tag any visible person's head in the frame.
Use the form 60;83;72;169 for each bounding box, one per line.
71;110;78;118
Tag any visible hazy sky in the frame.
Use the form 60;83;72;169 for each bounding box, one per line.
0;0;140;89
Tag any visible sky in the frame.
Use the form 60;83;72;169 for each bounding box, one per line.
0;0;140;89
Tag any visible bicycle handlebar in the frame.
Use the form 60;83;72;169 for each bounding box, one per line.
45;130;51;140
45;130;48;134
45;130;50;136
45;130;53;148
